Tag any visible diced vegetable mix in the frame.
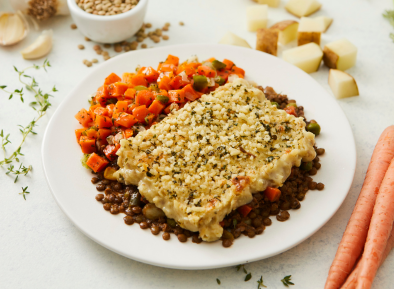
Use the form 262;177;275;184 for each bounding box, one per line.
74;55;245;172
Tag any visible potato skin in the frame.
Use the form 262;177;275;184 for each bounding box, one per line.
270;20;298;31
256;28;279;56
323;46;339;69
297;32;321;46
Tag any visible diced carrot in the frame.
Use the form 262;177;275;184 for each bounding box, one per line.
158;75;172;90
136;90;155;106
158;63;177;73
153;89;168;97
114;100;129;114
97;129;112;141
75;128;86;142
165;54;179;66
86;153;108;172
219;221;225;227
95;115;113;128
182;84;201;101
103;145;118;161
204;57;216;63
114;113;138;128
75;108;94;128
79;136;97;154
218;70;230;82
169;75;190;89
168;90;185;103
325;126;394;289
223;59;234;70
140;66;160;83
177;62;200;76
284;106;297;117
108;82;129;97
264;187;281;202
96;85;110;105
123;128;133;139
133;105;149;123
145;113;155;125
237;205;252;218
164;105;171;114
128;74;148;87
197;65;216;78
128;103;139;114
106;104;115;117
89;103;102;114
231;66;245;78
94;107;108;117
104;73;121;85
85;128;98;139
148;100;166;115
124;88;136;99
122;72;135;84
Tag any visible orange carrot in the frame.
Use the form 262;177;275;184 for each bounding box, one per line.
86;153;108;172
104;73;121;85
264;187;281;202
341;223;394;289
79;136;96;154
325;126;394;289
355;159;394;289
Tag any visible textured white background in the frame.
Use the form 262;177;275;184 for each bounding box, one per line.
1;0;394;288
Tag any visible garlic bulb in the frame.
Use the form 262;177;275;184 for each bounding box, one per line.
10;0;69;21
0;12;29;46
21;29;53;60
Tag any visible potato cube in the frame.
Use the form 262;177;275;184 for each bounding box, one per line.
328;69;359;99
270;20;299;45
219;32;251;48
254;0;280;7
323;39;357;71
314;16;333;32
256;28;279;56
298;31;321;46
246;5;268;32
285;0;322;18
299;17;325;32
282;42;323;73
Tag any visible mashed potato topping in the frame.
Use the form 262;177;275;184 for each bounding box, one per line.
115;79;316;241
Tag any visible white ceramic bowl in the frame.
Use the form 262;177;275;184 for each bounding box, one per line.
67;0;148;43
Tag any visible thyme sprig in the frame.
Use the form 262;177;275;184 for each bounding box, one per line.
257;276;267;288
281;275;294;287
383;3;394;41
0;60;56;199
20;186;30;200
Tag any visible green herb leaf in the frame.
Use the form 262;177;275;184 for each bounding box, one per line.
281;275;294;287
257;276;267;288
20;186;30;200
216;278;221;285
245;273;252;282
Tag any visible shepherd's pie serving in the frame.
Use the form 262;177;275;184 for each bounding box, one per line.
114;79;316;241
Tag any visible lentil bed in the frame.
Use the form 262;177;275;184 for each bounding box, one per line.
91;86;325;247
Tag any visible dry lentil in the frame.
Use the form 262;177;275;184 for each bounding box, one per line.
78;44;85;50
85;36;91;41
92;58;98;63
141;43;147;48
71;23;77;29
179;21;184;26
162;35;169;40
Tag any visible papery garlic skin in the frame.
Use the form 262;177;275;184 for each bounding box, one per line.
0;12;29;46
10;0;70;20
21;29;53;60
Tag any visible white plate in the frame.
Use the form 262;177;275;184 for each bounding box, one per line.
42;44;356;270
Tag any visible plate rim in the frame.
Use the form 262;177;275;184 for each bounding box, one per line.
42;43;357;270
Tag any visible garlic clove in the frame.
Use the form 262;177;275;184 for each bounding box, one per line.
10;0;69;21
21;29;53;60
0;12;29;46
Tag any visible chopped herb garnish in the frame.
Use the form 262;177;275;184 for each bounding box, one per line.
245;273;252;282
257;276;267;288
281;275;294;287
216;278;221;285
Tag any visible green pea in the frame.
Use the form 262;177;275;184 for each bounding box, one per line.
271;101;279;108
300;161;313;171
156;95;169;104
167;218;177;228
215;76;226;86
134;85;148;91
307;122;321;136
212;60;226;70
129;192;141;207
193;75;208;91
286;102;297;108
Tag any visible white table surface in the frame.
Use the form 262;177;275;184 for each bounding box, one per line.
1;0;394;288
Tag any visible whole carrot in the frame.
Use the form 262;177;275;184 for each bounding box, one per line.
341;222;394;289
325;126;394;289
355;159;394;289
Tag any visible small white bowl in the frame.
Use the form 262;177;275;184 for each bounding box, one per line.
67;0;148;43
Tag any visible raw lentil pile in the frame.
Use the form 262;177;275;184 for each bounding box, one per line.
75;0;139;16
72;22;174;67
90;86;325;248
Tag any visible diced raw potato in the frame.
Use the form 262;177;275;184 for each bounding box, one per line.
285;0;322;18
256;28;279;56
314;16;333;32
282;42;323;73
328;69;359;99
270;20;299;45
253;0;280;7
298;31;321;46
246;5;268;32
323;39;357;71
219;32;251;48
299;17;325;32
